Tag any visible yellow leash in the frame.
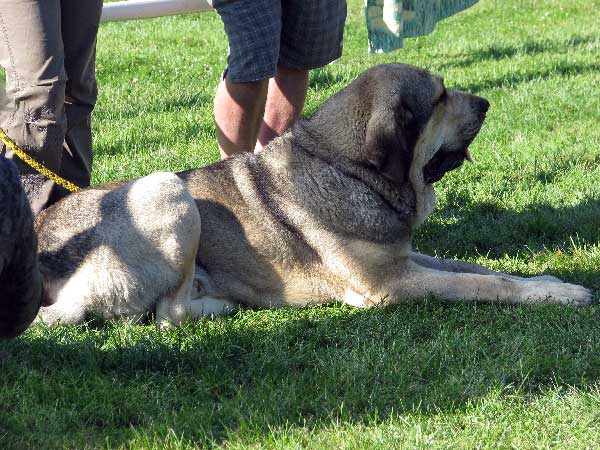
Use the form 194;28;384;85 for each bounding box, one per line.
0;127;80;192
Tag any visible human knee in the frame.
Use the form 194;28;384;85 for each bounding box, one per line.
217;76;269;106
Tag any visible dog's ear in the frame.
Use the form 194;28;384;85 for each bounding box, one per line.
364;103;415;185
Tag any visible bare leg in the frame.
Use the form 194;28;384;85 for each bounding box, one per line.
155;264;195;329
214;76;268;159
255;66;309;151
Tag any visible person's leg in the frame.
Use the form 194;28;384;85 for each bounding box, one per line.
49;0;102;203
211;0;281;158
256;0;346;152
214;76;268;158
0;0;66;214
255;66;308;151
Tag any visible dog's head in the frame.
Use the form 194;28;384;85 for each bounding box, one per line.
307;63;489;187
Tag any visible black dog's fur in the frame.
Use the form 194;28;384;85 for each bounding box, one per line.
0;157;43;337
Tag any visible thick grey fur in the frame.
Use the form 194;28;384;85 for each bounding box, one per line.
22;63;595;328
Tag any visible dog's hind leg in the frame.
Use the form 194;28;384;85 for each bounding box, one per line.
155;259;196;328
33;281;87;327
35;172;203;328
155;273;236;326
185;266;237;318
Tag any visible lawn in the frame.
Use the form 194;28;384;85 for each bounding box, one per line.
1;0;600;448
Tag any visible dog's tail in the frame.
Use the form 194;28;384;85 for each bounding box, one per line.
0;157;43;338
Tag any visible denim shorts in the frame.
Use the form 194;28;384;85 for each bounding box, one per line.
212;0;347;82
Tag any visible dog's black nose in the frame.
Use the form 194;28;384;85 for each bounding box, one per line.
477;97;490;114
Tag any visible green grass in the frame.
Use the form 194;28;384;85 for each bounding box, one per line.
1;0;600;448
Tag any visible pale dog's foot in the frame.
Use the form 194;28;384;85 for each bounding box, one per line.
189;297;237;318
157;318;172;330
522;281;594;306
155;298;236;329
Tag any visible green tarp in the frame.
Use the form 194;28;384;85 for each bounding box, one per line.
365;0;479;53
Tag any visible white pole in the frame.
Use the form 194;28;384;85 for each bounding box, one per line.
101;0;214;23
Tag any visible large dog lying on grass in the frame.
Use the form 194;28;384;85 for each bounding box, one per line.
5;63;593;332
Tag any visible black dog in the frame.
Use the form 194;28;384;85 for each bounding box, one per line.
0;157;43;337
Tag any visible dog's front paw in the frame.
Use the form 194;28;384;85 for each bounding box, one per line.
524;282;594;306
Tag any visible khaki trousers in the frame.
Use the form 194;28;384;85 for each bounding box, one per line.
0;0;102;214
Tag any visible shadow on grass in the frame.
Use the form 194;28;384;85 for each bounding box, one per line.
2;301;600;448
453;60;600;93
437;34;598;70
